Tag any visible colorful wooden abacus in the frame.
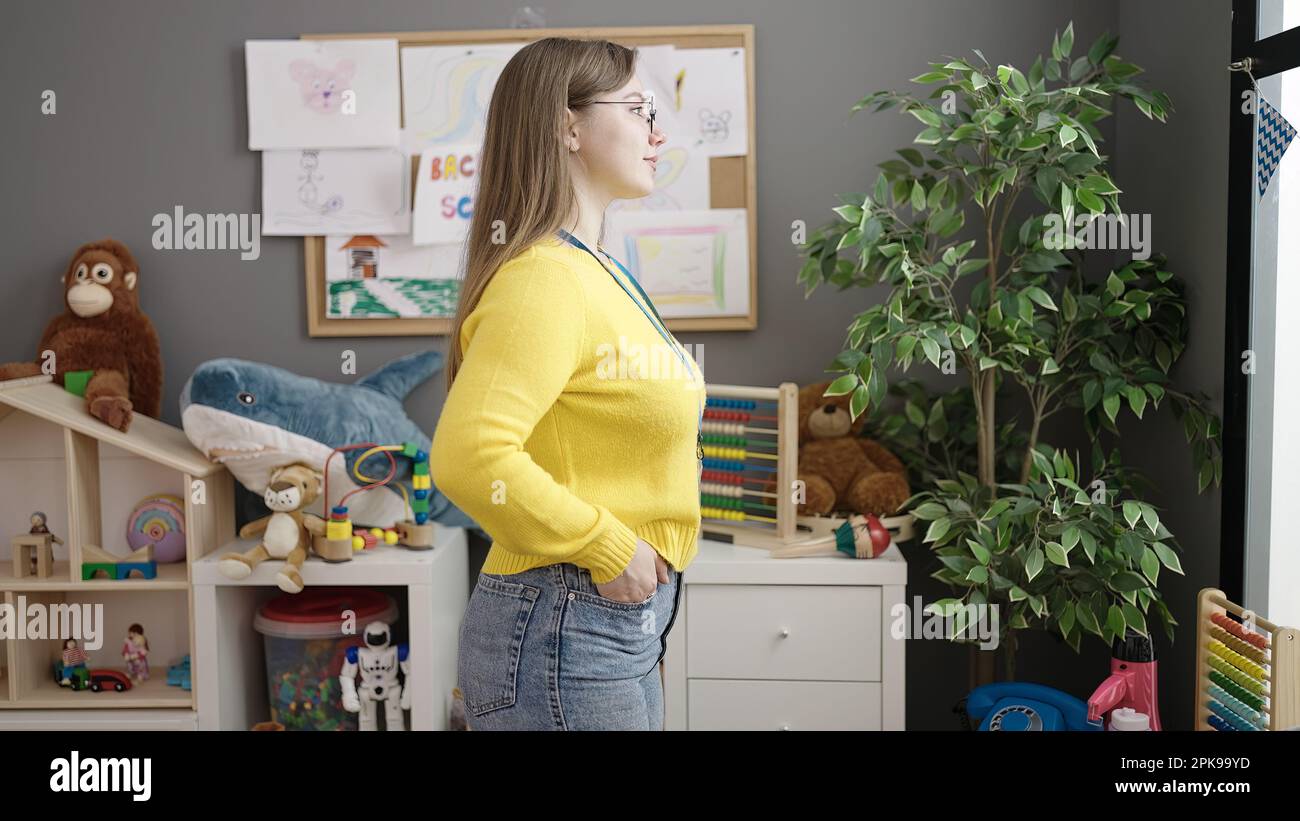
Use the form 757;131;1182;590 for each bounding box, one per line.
699;383;800;548
1194;588;1300;731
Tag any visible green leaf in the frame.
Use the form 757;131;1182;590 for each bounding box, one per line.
825;374;858;396
1041;357;1060;375
967;539;991;566
1059;124;1078;146
1107;271;1125;297
909;107;944;127
911;180;927;212
1103;394;1121;424
1024;286;1058;311
1025;546;1045;582
898;148;925;167
1062;527;1081;551
1082;380;1102;412
1121;602;1148;637
925;516;952;543
966;565;989;584
849;383;869;420
1140;546;1161;584
1075;186;1105;213
1009;585;1029;602
913;502;949;520
1045;541;1070;568
1141;503;1160;533
1076;601;1102;636
1083;174;1121;195
921;337;941;367
1110;571;1149;593
1107;604;1127;637
1152;542;1184;574
910;70;951;84
1127;386;1148;419
1123;500;1141;529
1060;21;1075;56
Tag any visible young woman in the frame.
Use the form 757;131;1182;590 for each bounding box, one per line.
430;37;705;730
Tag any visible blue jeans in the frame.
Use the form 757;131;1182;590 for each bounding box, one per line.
457;561;683;730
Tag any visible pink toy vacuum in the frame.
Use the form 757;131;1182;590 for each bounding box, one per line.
1086;630;1162;731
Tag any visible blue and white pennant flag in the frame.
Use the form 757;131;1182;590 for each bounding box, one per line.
1257;95;1296;197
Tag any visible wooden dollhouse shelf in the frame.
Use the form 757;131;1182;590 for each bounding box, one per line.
0;560;189;591
0;673;192;710
0;382;219;477
0;377;234;728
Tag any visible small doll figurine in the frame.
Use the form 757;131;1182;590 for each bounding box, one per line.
61;639;88;685
27;511;64;575
122;623;149;683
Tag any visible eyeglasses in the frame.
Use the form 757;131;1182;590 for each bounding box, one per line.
587;94;657;133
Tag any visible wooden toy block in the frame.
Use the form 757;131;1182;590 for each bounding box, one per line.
395;520;434;550
80;542;158;580
11;533;57;578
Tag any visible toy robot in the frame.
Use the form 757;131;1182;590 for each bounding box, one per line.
340;621;410;731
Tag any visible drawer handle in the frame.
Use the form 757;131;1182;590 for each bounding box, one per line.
778;628;790;638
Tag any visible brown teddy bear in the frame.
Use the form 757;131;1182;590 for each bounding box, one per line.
798;381;911;517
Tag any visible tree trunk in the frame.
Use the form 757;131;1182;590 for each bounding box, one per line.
968;644;996;690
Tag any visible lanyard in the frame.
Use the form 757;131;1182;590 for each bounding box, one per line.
557;228;704;461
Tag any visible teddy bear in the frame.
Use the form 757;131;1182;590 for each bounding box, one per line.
218;463;327;594
797;381;911;518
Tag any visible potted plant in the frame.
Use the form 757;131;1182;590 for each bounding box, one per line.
797;22;1223;685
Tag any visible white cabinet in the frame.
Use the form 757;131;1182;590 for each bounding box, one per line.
663;538;906;730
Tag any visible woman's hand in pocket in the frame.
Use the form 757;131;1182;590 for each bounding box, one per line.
594;538;669;603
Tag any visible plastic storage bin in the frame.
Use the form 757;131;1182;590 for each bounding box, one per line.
253;587;398;731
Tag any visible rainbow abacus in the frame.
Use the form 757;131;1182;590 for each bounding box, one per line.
1195;588;1300;731
699;383;800;548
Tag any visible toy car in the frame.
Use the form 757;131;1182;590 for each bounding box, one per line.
167;655;192;691
88;669;132;693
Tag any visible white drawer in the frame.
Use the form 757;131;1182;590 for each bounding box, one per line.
688;679;882;730
686;584;881;681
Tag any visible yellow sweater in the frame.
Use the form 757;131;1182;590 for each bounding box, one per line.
430;235;706;583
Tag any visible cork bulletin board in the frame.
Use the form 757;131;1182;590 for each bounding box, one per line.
298;24;757;337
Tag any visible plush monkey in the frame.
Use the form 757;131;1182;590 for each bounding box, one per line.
219;463;327;594
0;239;163;432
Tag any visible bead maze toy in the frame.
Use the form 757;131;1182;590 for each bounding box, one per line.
1194;588;1300;731
313;442;438;558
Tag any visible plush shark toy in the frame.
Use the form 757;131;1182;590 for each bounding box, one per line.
179;351;481;535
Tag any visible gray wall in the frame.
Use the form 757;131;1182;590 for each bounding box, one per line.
0;0;1229;729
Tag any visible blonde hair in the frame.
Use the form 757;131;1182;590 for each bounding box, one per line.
445;37;638;390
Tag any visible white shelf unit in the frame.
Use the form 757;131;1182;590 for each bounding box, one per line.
192;526;469;730
662;538;907;730
0;380;234;728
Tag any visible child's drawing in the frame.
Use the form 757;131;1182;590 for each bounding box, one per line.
262;148;409;235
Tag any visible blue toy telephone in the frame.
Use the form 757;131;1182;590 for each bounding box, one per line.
961;682;1103;731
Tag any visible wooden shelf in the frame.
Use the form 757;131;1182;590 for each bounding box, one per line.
0;707;196;730
0;560;189;591
193;533;457;587
4;671;194;710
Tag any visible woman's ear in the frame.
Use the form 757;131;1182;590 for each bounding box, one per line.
564;108;580;152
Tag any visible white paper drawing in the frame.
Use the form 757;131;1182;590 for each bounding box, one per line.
608;143;711;216
262;148;411;235
246;39;400;149
401;43;524;152
603;208;749;318
638;47;748;158
324;234;463;318
412;143;481;245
